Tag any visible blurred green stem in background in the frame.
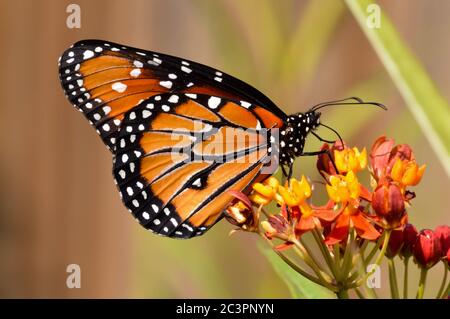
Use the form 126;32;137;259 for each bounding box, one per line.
346;0;450;178
279;0;345;88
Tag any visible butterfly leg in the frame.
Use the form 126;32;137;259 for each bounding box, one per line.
311;131;335;144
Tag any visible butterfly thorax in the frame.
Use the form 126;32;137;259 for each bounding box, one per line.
279;111;321;165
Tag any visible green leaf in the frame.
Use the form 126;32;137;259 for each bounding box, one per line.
345;0;450;177
259;244;335;299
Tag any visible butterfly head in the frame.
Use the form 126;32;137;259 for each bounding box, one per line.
279;111;321;165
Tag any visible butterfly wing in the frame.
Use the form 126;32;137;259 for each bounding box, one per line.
58;39;286;151
113;93;281;238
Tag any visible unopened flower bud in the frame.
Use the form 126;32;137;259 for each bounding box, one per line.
413;229;442;269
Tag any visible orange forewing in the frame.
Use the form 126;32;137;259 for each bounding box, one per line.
219;102;258;128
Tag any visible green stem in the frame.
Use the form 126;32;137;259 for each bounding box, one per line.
358;230;391;286
416;267;428;299
292;241;333;285
436;263;448;298
312;228;339;279
339;228;355;283
372;230;391;269
439;265;450;299
333;243;341;277
388;258;400;299
299;237;333;278
354;288;366;299
336;289;349;299
364;236;384;266
441;280;450;299
359;239;369;260
353;252;378;299
403;257;409;299
260;234;333;290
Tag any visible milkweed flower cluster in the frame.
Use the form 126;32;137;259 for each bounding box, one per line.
225;136;449;299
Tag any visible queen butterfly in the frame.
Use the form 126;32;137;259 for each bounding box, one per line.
58;40;385;238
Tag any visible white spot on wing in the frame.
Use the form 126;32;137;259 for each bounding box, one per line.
159;81;172;89
208;96;221;109
181;66;192;73
240;101;251;108
130;68;141;77
112;82;127;93
185;93;197;99
83;50;94;60
133;60;143;68
168;95;179;103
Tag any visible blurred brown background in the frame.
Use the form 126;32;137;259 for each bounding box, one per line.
0;0;449;298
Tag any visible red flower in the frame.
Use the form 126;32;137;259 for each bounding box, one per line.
413;229;442;269
435;225;450;258
386;229;404;258
371;181;406;229
316;142;345;176
447;249;450;267
401;223;418;258
369;136;395;180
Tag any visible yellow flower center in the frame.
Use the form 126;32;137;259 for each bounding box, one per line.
277;175;312;207
334;147;367;174
326;171;361;203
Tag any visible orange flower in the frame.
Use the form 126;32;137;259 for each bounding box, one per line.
325;203;380;245
369;135;426;189
391;158;426;188
334;147;367;174
324;171;379;244
277;176;311;207
326;171;361;203
295;201;338;234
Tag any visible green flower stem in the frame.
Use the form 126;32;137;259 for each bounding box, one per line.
403;257;410;299
354;288;366;299
336;289;349;299
364;237;383;266
340;229;356;282
312;228;339;279
334;230;356;298
359;239;369;260
292;240;334;286
437;264;449;298
299;237;333;278
416;268;428;299
441;280;450;299
333;243;341;277
372;230;391;270
358;230;391;286
353;252;378;299
260;234;335;290
388;258;400;299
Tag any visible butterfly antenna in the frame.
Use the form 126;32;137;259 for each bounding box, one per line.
310;97;387;112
